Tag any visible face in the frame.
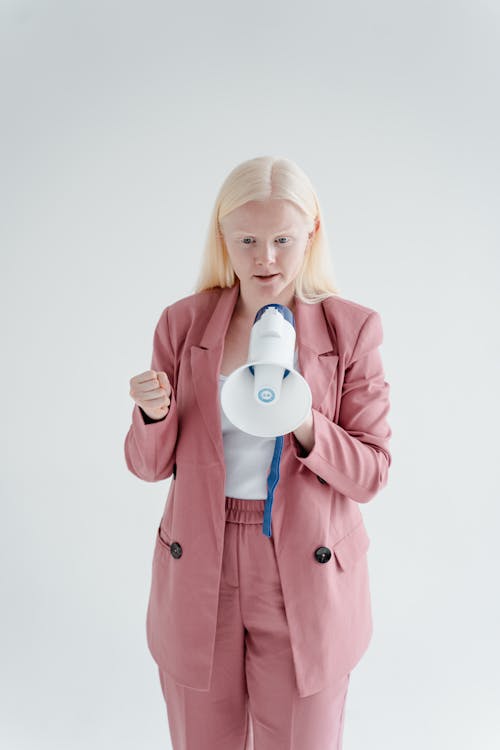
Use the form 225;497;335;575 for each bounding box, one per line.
219;198;316;318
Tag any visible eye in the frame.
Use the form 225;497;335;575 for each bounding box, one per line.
240;237;290;245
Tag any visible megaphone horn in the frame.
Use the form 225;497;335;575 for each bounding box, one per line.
220;304;312;438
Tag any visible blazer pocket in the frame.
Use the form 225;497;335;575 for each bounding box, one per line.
156;524;172;554
332;522;370;571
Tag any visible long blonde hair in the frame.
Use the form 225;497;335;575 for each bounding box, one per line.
193;156;341;303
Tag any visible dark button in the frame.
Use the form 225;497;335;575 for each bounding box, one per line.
172;463;177;479
170;542;182;559
317;475;327;484
314;546;332;564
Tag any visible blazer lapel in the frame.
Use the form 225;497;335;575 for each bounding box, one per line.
190;282;240;465
293;293;340;415
191;281;339;466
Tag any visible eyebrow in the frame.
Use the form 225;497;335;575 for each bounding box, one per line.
232;228;295;235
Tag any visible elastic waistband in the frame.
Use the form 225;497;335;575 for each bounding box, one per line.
225;496;266;524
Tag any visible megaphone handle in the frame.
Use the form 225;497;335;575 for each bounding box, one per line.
262;435;284;538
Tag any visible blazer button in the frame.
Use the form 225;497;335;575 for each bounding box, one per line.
316;475;327;484
170;542;182;559
314;546;332;564
172;463;177;479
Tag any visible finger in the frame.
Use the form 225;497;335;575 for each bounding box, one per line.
131;370;158;385
157;371;172;393
136;378;161;393
139;393;170;406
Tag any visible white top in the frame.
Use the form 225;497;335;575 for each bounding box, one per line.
219;350;300;499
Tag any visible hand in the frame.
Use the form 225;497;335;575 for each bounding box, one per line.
292;409;314;455
129;369;172;421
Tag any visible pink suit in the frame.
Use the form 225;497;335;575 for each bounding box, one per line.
124;280;392;746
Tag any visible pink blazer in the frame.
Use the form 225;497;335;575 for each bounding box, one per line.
124;280;392;697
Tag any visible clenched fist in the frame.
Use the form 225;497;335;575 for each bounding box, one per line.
129;370;172;421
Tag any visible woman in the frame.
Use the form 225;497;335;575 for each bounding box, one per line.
124;155;392;749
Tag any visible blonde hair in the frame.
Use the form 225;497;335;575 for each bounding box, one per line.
193;156;341;303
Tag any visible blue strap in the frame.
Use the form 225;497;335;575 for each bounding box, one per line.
262;435;284;537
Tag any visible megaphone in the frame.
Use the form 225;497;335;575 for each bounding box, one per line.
220;304;312;438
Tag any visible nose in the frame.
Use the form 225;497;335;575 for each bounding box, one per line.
254;240;277;265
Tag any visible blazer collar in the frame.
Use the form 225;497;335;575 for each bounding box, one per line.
191;280;339;464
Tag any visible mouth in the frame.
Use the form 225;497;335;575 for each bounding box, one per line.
254;273;279;279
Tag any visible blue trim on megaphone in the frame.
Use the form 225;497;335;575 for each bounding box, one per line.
249;364;292;379
263;434;284;537
254;303;295;326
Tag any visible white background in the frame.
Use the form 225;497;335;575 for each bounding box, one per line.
1;1;499;748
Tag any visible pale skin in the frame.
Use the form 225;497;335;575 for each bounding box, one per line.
129;198;318;454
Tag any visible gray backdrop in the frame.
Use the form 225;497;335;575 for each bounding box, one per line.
1;0;499;748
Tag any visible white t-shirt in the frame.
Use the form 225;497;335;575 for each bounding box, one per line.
219;349;300;499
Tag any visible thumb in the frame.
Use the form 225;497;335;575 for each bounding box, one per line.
157;371;171;393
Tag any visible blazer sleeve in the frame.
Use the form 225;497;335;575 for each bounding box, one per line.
290;310;392;502
124;306;179;482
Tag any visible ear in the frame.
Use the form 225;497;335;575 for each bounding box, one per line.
308;217;320;239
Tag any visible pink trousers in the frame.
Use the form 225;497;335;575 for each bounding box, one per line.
158;496;350;750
